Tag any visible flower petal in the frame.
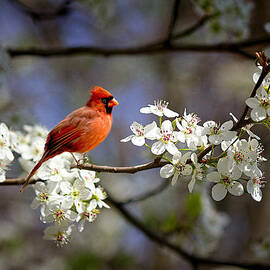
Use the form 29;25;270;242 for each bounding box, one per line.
139;107;151;114
228;182;244;196
164;108;179;118
166;142;179;155
131;136;145;146
246;98;260;109
120;135;133;142
212;183;227;201
160;164;174;178
151;141;165;155
251;106;267;121
207;172;220;183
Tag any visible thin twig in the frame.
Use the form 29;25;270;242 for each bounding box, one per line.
11;0;71;20
166;0;181;45
173;14;214;40
120;181;169;204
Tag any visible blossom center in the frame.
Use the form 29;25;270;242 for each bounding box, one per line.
234;152;244;163
53;208;66;222
210;126;220;135
221;176;231;186
40;192;48;202
260;98;270;109
136;128;143;136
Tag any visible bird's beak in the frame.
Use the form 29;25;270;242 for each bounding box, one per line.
108;98;119;107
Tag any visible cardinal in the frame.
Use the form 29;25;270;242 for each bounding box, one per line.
20;86;118;192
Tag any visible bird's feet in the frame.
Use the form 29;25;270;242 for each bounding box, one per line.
71;153;89;167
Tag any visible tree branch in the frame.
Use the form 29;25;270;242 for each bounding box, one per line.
75;159;168;174
166;0;181;45
173;14;214;40
119;181;169;205
6;39;261;58
109;196;270;269
11;0;71;21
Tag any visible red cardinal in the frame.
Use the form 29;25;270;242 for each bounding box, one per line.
20;86;118;192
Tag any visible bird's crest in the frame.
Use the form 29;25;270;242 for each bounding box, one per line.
90;86;113;99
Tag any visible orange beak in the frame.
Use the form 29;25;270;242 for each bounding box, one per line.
108;98;119;107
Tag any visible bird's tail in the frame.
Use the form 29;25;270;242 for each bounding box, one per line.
20;153;50;192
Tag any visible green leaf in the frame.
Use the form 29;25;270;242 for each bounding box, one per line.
183;192;202;220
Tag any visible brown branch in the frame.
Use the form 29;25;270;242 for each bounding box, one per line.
0;158;168;186
11;0;71;21
173;14;215;40
7;36;270;59
166;0;181;45
75;159;168;174
109;196;270;269
120;181;169;204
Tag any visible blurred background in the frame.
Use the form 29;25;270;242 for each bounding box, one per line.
0;0;270;269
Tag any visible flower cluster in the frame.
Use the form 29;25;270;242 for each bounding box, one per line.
0;124;109;246
0;123;15;182
121;97;267;202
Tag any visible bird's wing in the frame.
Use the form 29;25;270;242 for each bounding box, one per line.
44;123;82;155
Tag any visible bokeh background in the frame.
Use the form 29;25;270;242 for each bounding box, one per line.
0;0;270;269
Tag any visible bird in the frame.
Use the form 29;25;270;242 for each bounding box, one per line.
20;86;118;192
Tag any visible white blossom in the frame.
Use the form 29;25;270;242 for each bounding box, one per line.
188;153;205;193
207;158;243;201
43;223;73;247
176;110;207;150
60;178;92;213
202;120;237;145
247;175;265;202
76;204;99;232
90;186;110;209
151;120;179;155
246;88;270;121
120;121;158;146
160;152;192;185
31;181;59;209
140;100;179;118
0;123;14;161
41;200;77;224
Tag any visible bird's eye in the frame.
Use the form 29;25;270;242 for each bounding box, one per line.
101;98;107;104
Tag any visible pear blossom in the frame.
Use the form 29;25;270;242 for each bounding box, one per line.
202;120;237;145
247;176;265;202
0;123;14;161
140;100;179;118
37;156;75;182
176;111;207;150
78;170;100;192
43;223;73;246
31;181;59;210
226;139;260;177
151;120;179;155
160;152;192;185
21;137;45;162
246;88;270;121
120;121;158;146
90;186;110;209
76;204;99;232
41;200;77;224
60;178;92;212
207;158;243;201
188;153;205;193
